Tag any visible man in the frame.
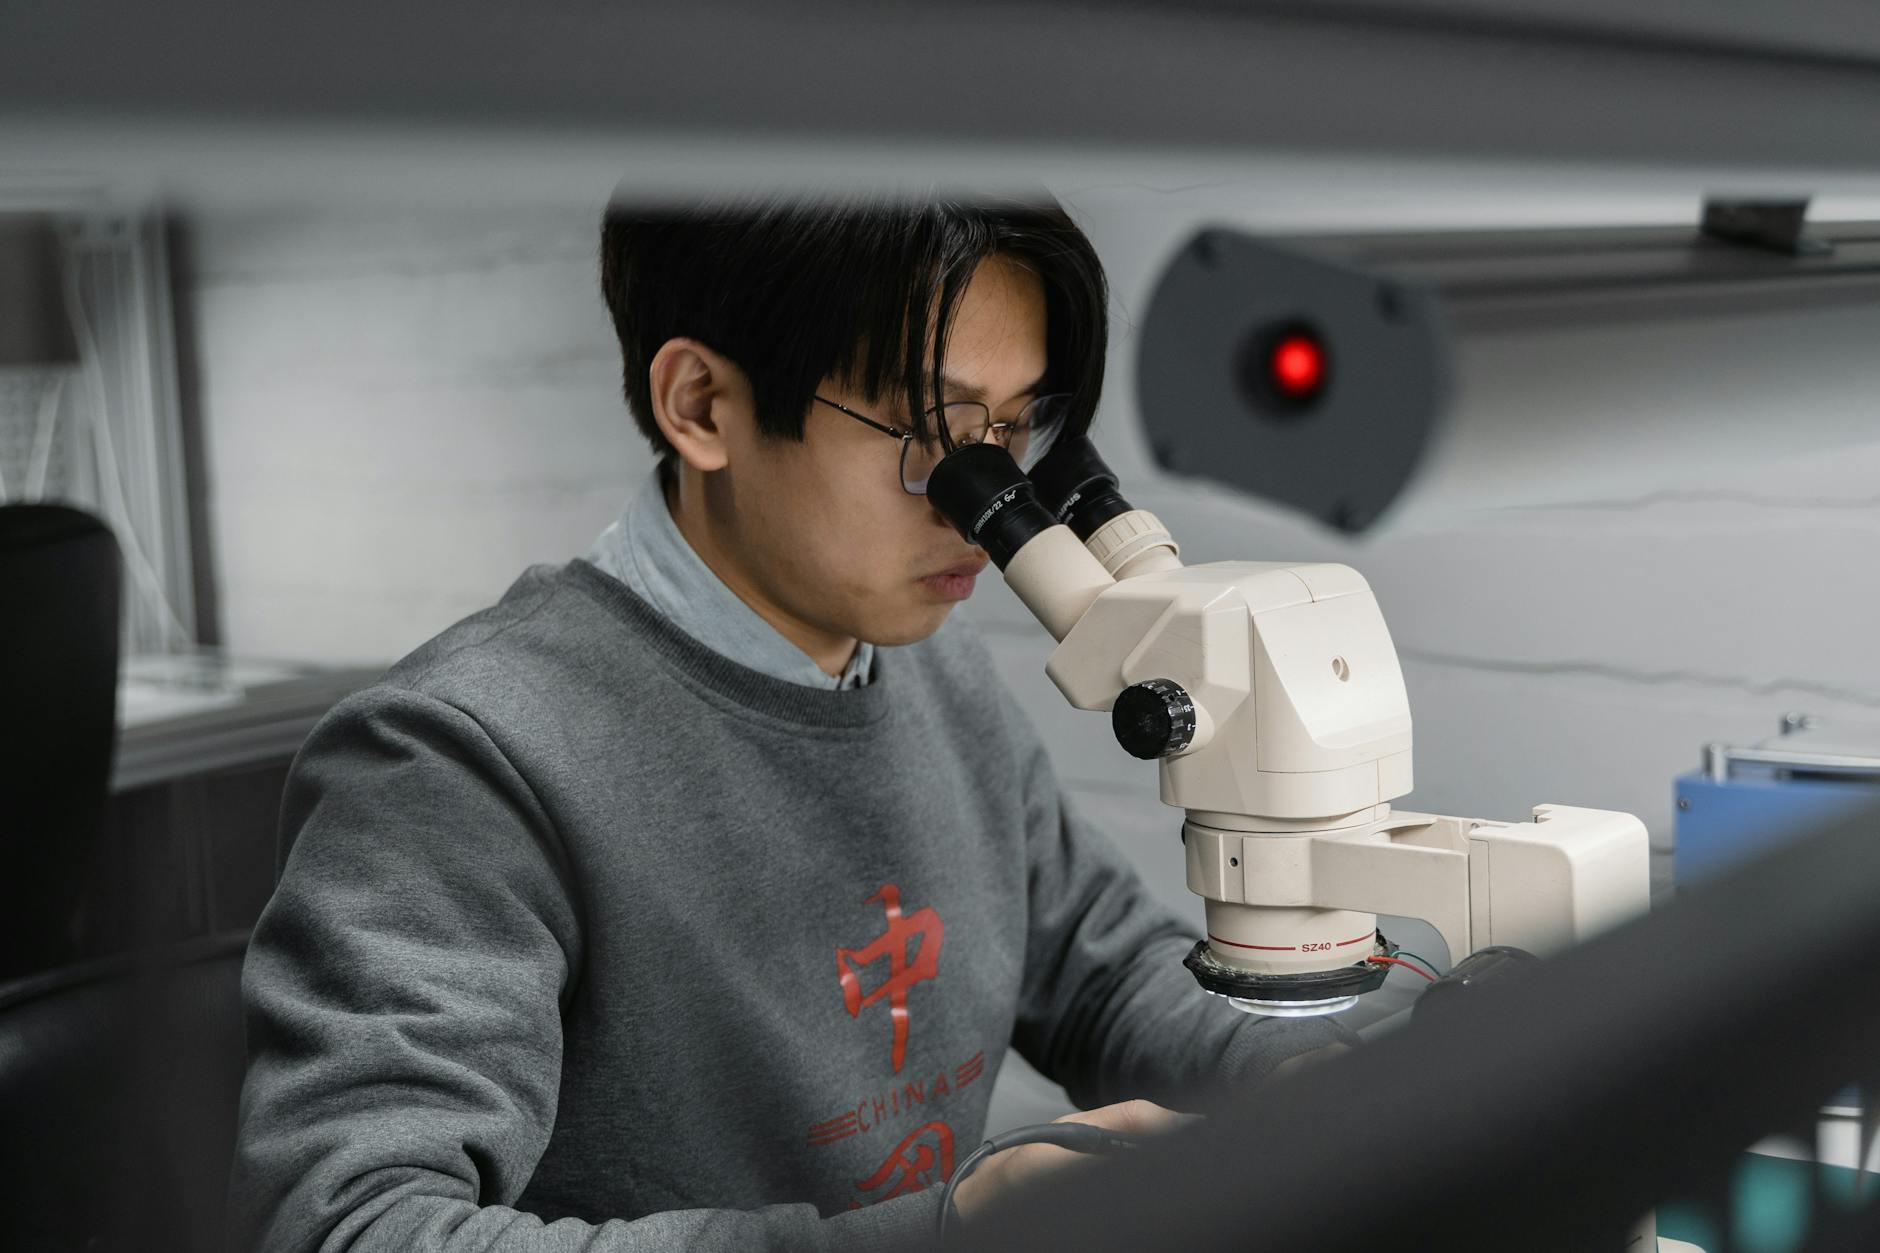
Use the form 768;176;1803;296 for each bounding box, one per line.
228;193;1351;1251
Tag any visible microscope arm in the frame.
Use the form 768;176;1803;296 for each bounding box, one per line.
1186;805;1651;970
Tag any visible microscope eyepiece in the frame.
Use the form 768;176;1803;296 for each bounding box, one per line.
1026;434;1133;541
925;442;1059;569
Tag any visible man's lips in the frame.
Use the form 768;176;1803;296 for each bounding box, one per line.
923;557;989;581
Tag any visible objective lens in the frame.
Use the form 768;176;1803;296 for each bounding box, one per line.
1227;995;1359;1018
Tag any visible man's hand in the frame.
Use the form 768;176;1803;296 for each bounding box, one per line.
949;1099;1185;1226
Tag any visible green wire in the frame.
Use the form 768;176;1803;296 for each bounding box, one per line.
1391;950;1442;979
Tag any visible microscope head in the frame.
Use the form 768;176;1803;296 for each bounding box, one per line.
1047;560;1414;822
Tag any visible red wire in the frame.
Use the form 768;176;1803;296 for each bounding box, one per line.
1368;955;1437;983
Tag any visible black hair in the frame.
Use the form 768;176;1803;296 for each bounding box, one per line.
598;193;1108;478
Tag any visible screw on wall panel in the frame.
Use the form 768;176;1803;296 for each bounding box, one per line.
1329;498;1369;532
1376;282;1405;322
1678;797;1691;811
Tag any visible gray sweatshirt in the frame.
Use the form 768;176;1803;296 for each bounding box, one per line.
228;560;1350;1252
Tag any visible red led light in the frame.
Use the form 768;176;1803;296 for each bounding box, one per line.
1269;333;1327;398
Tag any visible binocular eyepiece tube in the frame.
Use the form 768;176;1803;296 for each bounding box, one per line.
925;442;1115;642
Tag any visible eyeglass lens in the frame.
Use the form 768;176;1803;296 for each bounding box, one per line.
902;394;1070;494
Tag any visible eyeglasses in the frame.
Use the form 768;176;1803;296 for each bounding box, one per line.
813;392;1073;495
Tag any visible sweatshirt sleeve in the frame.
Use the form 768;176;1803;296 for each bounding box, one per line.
227;686;939;1253
1004;702;1357;1112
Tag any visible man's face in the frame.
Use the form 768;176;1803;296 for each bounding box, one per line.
711;253;1050;648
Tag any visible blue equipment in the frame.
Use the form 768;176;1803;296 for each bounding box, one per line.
1675;717;1880;887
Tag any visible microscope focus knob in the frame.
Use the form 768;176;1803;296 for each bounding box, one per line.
1111;679;1198;760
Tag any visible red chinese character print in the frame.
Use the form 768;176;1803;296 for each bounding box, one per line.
854;1121;955;1205
836;884;944;1073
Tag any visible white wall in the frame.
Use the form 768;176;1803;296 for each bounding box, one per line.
183;186;1880;1121
187;208;644;663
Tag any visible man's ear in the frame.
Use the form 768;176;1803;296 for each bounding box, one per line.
647;337;752;474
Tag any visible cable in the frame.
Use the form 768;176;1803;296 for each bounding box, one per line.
1368;955;1437;983
0;372;72;503
1390;950;1443;979
936;1120;1142;1241
62;235;194;651
25;371;67;501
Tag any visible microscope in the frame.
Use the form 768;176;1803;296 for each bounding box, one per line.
928;435;1651;1019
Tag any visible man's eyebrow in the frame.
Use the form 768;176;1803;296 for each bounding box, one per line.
939;371;1050;404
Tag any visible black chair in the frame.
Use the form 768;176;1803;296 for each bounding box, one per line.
0;502;121;979
0;929;250;1253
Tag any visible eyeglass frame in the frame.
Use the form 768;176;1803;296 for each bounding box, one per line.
811;392;1073;495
